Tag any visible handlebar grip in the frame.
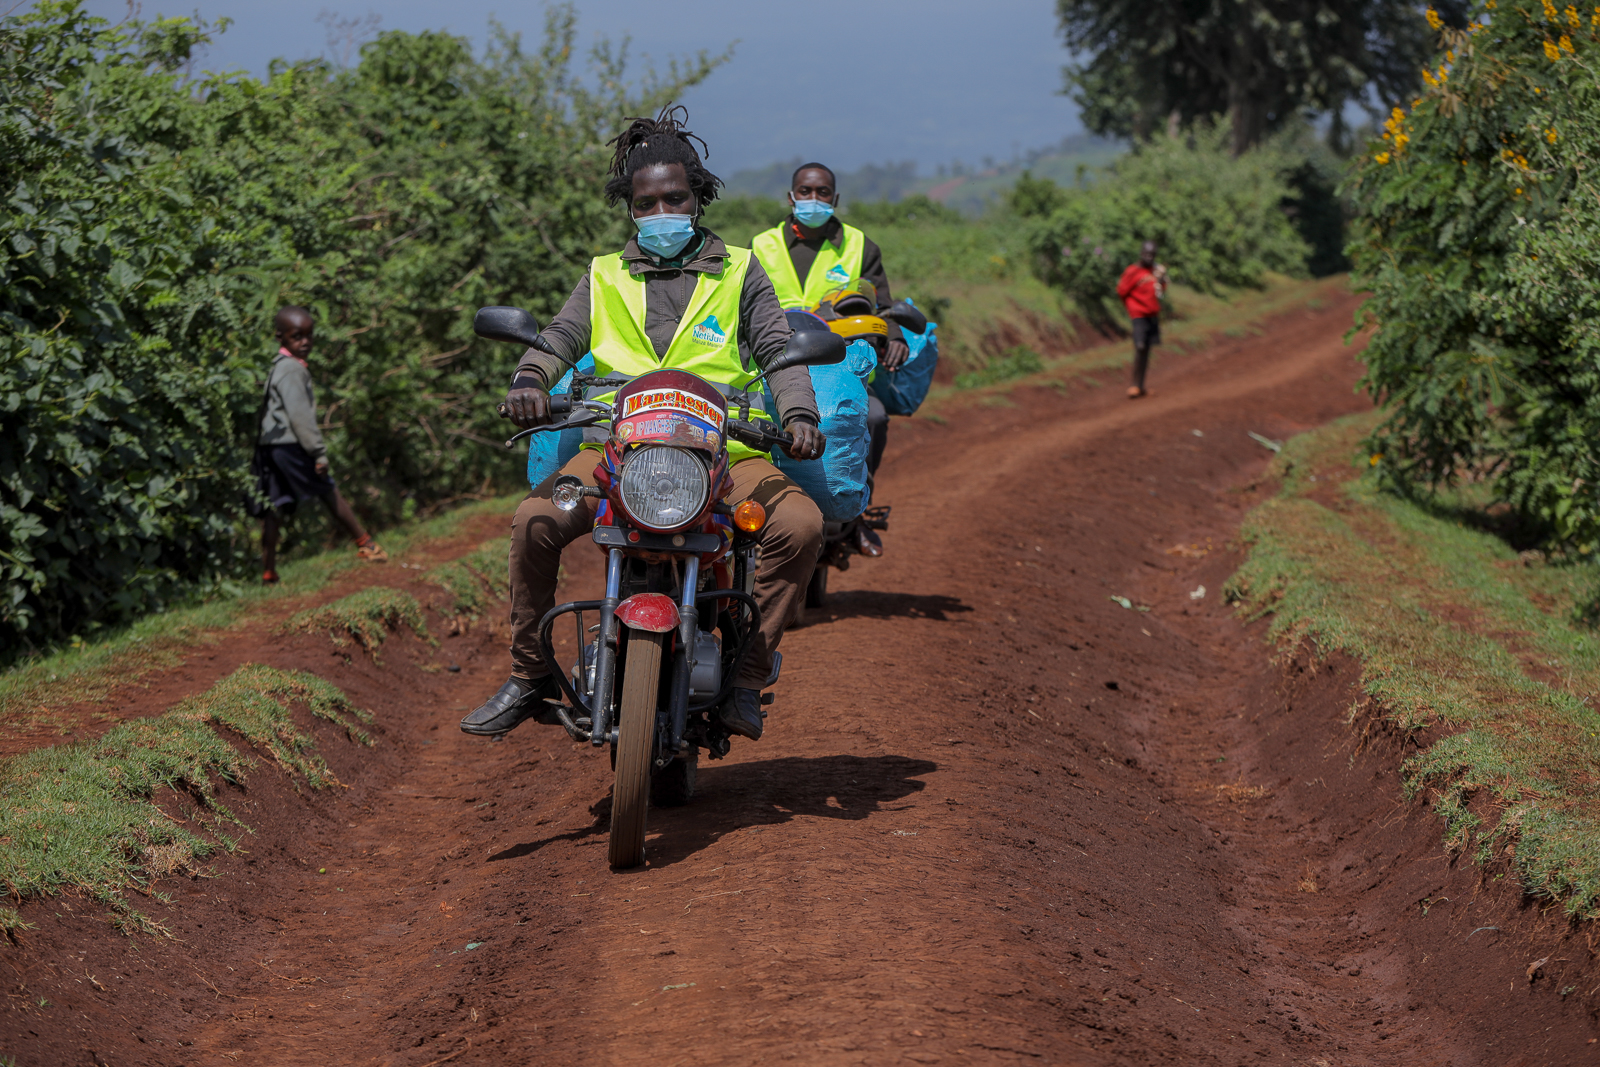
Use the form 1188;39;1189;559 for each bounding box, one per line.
498;395;574;420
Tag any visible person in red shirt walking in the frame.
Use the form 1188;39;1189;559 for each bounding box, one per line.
1116;240;1168;399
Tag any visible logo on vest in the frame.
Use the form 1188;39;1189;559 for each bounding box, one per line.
824;264;850;284
691;314;728;347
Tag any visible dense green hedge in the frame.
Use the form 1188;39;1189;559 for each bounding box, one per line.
1012;125;1312;328
1347;2;1600;550
0;1;712;651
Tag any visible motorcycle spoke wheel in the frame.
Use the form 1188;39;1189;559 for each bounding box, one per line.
608;629;664;869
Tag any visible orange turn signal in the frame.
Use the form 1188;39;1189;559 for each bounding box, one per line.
733;500;767;534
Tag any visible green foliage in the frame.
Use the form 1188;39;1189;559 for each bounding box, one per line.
954;346;1044;389
1347;2;1600;550
427;541;510;616
698;196;786;246
0;1;716;653
1015;126;1311;327
1232;413;1600;919
0;664;368;918
281;586;432;658
1056;0;1470;151
844;195;964;228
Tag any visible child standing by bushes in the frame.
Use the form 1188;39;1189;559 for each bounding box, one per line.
253;307;386;582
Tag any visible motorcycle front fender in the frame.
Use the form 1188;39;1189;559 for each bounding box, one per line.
615;592;680;633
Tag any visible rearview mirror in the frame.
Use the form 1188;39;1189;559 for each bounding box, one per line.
881;300;928;334
473;306;543;347
767;329;847;376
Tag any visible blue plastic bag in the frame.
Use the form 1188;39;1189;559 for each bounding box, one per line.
871;305;939;416
769;339;876;522
526;354;595;489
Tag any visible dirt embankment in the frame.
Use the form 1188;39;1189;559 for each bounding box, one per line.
5;292;1599;1065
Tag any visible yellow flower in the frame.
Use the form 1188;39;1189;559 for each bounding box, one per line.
1426;5;1443;28
1423;67;1438;86
1568;4;1581;26
1370;454;1383;467
1545;38;1562;59
1516;186;1525;195
1486;0;1496;9
1543;0;1558;19
1375;151;1391;165
1560;33;1575;51
1547;127;1559;143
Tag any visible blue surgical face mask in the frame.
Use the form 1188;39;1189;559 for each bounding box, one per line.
634;213;696;259
792;197;835;227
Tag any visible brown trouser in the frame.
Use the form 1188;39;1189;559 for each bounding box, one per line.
508;449;823;690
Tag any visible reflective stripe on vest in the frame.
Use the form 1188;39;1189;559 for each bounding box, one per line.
588;246;771;464
751;222;867;309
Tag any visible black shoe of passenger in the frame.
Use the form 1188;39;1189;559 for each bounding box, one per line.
718;687;767;741
459;675;560;737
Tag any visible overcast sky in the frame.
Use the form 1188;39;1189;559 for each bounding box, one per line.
80;0;1085;175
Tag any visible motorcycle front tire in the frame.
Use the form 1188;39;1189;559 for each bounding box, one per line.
609;629;665;869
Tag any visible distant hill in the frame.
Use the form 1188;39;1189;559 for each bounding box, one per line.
721;135;1123;216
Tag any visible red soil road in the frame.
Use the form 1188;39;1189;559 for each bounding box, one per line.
6;291;1600;1065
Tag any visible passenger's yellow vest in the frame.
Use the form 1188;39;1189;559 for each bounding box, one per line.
751;221;866;309
588;246;771;464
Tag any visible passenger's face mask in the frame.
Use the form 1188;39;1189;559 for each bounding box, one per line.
634;213;696;258
791;197;835;227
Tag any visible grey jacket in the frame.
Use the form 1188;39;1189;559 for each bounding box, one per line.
258;353;326;459
513;230;819;427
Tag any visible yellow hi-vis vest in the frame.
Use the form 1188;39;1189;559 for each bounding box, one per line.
588;245;772;464
751;221;866;310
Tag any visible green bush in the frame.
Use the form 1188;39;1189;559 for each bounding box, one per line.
1014;125;1311;327
1347;1;1600;550
0;1;713;653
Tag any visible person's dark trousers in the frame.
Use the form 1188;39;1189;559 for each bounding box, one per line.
866;394;888;476
1130;314;1161;391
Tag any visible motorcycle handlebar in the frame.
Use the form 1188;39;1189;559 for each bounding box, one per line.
726;418;794;454
497;394;574;420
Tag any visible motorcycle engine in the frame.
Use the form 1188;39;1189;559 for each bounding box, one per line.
688;630;721;700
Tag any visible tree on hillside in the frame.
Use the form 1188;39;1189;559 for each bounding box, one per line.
1057;0;1471;153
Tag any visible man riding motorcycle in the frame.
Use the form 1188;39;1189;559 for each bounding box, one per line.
461;106;826;743
750;162;908;557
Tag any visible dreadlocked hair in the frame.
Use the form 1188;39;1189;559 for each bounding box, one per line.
603;104;723;208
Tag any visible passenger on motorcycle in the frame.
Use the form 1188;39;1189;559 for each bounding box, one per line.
751;163;909;557
461;106;826;744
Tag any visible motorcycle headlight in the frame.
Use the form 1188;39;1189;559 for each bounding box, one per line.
618;445;709;532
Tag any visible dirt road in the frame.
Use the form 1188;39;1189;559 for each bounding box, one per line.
8;293;1599;1065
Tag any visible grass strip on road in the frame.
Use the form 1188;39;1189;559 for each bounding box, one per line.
0;665;369;934
0;494;520;733
282;587;434;660
1229;412;1600;920
426;541;512;617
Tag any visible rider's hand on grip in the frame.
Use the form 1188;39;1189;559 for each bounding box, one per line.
501;385;551;429
784;421;826;462
881;338;911;372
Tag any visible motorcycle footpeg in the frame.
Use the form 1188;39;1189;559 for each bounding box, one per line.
760;692;775;706
863;505;891;531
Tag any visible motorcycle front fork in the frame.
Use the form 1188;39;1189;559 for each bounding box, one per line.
590;549;701;756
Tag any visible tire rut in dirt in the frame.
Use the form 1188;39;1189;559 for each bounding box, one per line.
608;628;664;869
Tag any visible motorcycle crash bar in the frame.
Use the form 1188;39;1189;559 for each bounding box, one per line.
614;592;680;633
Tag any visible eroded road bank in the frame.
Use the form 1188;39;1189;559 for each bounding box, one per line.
9;291;1599;1065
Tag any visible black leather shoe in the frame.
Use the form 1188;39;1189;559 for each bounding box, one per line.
718;687;766;740
460;675;560;737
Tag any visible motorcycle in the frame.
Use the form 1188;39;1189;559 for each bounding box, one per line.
801;287;928;609
475;305;847;869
